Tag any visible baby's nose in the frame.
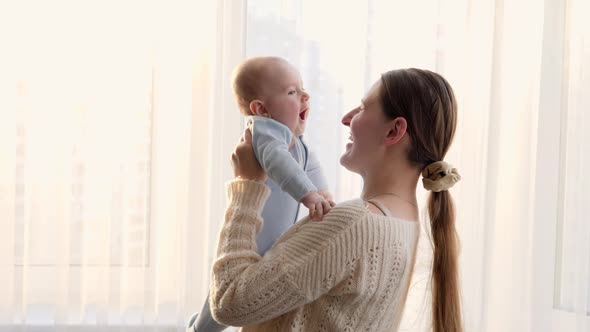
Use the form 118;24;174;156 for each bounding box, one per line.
302;91;310;101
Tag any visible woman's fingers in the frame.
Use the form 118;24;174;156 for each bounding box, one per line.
231;128;266;181
243;128;253;143
237;128;251;144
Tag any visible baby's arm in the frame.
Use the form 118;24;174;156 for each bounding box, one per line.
249;117;318;201
250;118;334;220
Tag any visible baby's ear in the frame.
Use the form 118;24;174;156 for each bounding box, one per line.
249;100;269;117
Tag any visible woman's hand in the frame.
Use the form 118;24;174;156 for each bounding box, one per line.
231;128;267;182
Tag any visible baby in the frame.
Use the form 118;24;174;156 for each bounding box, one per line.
234;56;334;220
188;56;334;332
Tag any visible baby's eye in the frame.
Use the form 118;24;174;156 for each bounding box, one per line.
288;90;297;95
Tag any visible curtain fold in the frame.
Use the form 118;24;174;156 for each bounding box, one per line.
554;0;590;328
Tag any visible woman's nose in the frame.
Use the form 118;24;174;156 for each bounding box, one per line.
341;108;357;126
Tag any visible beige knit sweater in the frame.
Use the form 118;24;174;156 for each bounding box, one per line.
210;180;420;331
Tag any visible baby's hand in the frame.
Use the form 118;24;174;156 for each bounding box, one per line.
301;192;333;221
318;190;336;208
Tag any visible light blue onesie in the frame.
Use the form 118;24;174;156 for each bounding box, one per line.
188;116;329;331
248;116;320;202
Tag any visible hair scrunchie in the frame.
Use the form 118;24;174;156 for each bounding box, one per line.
421;161;461;192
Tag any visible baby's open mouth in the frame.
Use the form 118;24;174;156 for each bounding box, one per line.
299;109;308;121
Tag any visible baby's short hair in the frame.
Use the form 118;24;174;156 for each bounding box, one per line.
232;56;288;115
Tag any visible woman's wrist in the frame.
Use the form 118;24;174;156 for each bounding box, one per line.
227;179;270;210
235;175;266;182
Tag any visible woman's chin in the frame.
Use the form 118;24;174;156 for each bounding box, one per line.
340;148;362;173
339;153;346;165
339;152;352;169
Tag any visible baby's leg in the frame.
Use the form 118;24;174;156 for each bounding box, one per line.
189;295;228;332
189;180;299;331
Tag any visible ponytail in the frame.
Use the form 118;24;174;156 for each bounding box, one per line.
428;190;462;332
379;68;462;331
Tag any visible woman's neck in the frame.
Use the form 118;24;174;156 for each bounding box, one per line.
360;161;420;204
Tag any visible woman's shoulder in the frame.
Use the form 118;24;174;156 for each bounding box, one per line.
274;198;417;260
325;198;368;221
292;199;367;232
333;198;365;209
294;198;419;238
328;199;420;243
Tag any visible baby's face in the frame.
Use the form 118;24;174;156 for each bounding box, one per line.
259;61;310;136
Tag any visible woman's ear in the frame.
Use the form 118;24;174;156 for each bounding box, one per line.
385;117;407;146
249;100;269;117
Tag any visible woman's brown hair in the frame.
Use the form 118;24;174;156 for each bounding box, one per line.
380;69;462;332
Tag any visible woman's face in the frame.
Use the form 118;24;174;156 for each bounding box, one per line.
340;80;390;173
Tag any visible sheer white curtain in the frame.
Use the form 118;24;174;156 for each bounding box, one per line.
557;0;590;319
0;0;242;330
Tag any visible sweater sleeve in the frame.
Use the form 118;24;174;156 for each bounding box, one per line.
210;179;364;327
249;117;317;201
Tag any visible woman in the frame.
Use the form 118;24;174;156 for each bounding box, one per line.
208;68;462;332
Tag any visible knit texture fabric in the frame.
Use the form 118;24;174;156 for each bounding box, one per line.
210;179;420;331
